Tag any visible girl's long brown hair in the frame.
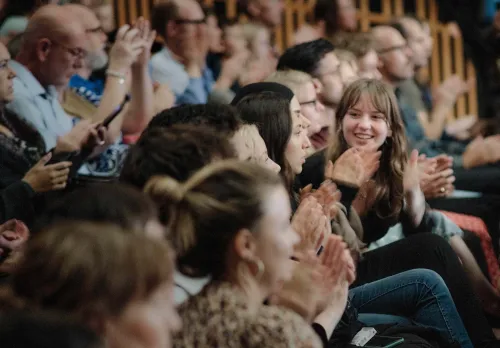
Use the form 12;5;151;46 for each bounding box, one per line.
326;79;408;221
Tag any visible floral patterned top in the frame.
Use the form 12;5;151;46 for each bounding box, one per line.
174;281;322;348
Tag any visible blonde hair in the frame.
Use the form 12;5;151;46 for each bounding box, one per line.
327;79;408;221
266;70;314;96
231;124;260;161
335;48;357;64
144;160;283;278
330;32;375;58
0;222;174;329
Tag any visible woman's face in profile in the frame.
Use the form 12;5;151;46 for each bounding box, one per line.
252;186;300;294
285;97;311;174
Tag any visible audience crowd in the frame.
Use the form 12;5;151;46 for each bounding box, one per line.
1;0;500;347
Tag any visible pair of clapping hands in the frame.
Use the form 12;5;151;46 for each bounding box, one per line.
267;147;382;321
418;154;455;199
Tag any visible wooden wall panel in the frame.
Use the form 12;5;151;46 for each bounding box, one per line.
112;0;477;118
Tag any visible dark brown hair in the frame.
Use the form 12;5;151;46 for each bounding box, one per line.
1;222;174;329
151;1;180;39
330;32;375;58
235;91;295;194
120;125;236;192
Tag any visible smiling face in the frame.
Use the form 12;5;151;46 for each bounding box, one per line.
342;92;391;151
285;96;311;174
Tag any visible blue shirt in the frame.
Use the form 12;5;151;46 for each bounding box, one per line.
69;74;129;178
6;60;73;151
483;0;500;23
150;46;214;105
395;89;467;167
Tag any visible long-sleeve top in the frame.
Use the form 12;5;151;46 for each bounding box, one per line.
174;281;322;348
395;89;467;167
150;47;214;105
0;110;45;225
298;151;428;244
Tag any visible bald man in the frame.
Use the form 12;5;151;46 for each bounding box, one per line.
372;25;500;193
62;4;156;177
372;25;415;88
5;5;97;153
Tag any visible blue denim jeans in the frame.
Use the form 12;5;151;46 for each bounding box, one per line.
350;269;473;348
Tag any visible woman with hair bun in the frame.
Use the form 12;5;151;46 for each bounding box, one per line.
144;160;321;348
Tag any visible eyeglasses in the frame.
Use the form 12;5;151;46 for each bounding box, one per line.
377;43;408;54
174;17;206;25
51;40;87;60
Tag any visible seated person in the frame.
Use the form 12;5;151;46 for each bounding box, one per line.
372;25;500;194
63;4;155;178
0;222;181;348
150;0;236;105
294;0;358;45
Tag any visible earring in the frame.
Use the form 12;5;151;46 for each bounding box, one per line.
249;258;265;281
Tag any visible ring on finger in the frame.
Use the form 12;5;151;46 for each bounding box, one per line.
440;187;446;193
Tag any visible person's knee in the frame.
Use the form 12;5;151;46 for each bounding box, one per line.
413;268;445;286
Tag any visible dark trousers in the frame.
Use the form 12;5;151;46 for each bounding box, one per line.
429;195;500;255
453;165;500;195
354;234;498;348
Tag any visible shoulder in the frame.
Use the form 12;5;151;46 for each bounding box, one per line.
248;306;322;348
151;49;182;71
299;150;327;189
0;16;28;36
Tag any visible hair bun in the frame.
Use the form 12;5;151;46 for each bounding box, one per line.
144;176;186;203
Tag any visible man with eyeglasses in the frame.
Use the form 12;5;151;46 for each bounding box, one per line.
395;17;475;142
150;0;238;105
61;4;154;178
277;39;344;152
373;25;500;194
6;5;107;155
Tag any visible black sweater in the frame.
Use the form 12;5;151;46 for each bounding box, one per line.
298;151;424;244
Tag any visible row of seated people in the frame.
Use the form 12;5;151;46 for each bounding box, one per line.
0;0;499;347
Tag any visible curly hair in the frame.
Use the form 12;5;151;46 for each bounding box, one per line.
326;79;408;221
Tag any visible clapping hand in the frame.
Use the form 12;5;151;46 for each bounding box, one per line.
132;17;156;68
403;150;421;194
419;154;455;198
316;235;351;314
325;148;381;188
292;197;329;254
300;180;341;220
